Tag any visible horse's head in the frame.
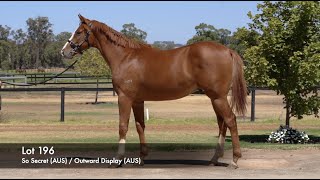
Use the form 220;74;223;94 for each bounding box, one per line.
61;14;95;59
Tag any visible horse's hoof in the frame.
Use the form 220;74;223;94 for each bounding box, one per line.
108;163;122;168
210;156;220;166
128;157;145;167
228;161;239;169
209;160;229;167
209;160;219;166
132;159;144;167
139;159;145;166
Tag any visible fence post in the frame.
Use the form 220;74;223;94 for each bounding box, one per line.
35;74;37;86
251;87;255;122
60;88;65;122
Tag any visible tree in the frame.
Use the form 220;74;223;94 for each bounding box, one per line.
245;1;320;126
0;20;70;71
11;29;29;69
187;23;233;46
0;40;13;70
187;23;218;45
26;16;53;68
75;48;112;103
0;25;11;41
217;28;232;45
152;41;177;50
55;32;72;42
0;25;13;70
120;23;147;43
44;32;72;67
229;27;260;57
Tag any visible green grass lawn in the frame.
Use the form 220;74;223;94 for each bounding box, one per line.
0;116;319;150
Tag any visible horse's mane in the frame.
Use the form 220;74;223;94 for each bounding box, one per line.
91;20;151;49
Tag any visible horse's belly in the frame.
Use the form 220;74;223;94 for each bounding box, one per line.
139;82;197;101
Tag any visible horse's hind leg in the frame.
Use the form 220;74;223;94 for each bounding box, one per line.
210;105;227;165
211;97;241;168
132;101;148;165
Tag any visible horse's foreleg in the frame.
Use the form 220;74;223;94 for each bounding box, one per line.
117;94;133;160
211;98;241;169
132;101;148;165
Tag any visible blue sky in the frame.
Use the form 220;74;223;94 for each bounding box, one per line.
0;1;261;44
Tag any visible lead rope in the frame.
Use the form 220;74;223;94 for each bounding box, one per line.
1;57;80;86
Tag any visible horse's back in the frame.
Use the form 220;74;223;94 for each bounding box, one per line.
132;41;234;100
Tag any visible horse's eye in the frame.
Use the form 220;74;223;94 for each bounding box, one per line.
76;31;81;35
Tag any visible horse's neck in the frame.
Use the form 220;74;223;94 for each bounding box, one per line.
93;31;127;71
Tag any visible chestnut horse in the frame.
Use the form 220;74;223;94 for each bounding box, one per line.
61;14;247;168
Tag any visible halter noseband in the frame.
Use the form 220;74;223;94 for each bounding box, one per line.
67;30;91;54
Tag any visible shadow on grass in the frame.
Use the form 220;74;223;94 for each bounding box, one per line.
224;135;269;143
225;135;320;144
308;135;320;144
239;135;269;143
76;102;118;107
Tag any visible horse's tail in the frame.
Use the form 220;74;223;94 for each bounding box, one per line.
230;50;247;116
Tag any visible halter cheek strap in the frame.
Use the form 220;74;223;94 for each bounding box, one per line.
68;31;91;54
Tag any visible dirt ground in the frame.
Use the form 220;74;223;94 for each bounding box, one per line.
0;148;319;179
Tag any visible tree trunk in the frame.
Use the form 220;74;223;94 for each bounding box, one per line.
95;79;99;104
285;100;290;127
36;46;40;69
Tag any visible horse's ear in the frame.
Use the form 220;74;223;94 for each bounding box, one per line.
78;14;90;24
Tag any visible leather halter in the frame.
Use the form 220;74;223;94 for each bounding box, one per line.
67;21;93;54
67;30;91;54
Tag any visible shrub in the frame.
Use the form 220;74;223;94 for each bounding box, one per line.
267;125;309;144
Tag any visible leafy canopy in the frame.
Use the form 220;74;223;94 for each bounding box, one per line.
245;1;319;121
